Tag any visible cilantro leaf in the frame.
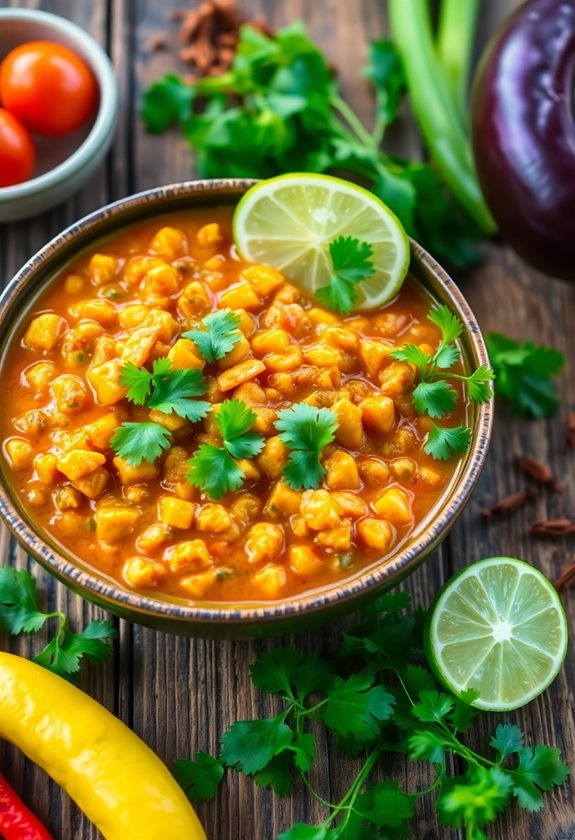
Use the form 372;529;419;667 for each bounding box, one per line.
412;690;454;723
253;752;294;795
322;674;395;742
34;619;116;681
355;779;415;829
216;399;265;459
172;753;225;803
276;404;338;490
111;421;172;465
184;309;242;363
427;304;463;343
316;236;374;314
486;332;565;417
148;365;210;422
0;566;47;634
291;732;316;774
448;689;481;733
490;723;524;760
412;379;457;419
278;826;339;840
424;423;471;460
515;744;570;791
250;648;304;695
465;364;495;403
363;39;405;130
390;343;429;374
437;766;513;830
220;715;293;775
407;730;447;764
187;444;244;500
120;362;153;405
140;73;195;132
433;343;460;369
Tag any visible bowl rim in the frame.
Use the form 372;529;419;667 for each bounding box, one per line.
0;8;118;200
0;178;493;625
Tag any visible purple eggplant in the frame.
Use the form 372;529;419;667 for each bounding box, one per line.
471;0;575;280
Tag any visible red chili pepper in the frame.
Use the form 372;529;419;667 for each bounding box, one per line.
0;774;54;840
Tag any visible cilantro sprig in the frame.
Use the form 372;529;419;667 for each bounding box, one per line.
316;237;374;314
276;404;338;490
172;592;569;838
110;359;210;465
391;304;494;460
486;333;565;418
183;309;242;363
0;566;116;682
187;399;265;499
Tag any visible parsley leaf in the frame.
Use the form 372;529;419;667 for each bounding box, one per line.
315;236;374;314
111;421;172;466
276;404;338;490
486;333;565;417
172;753;225;803
0;566;116;682
490;723;524;760
322;674;395;742
412;690;454;723
437;766;513;830
427;303;463;343
253;752;295;795
184;309;242;363
220;716;293;775
186;400;265;499
278;826;339;840
412;379;456;419
121;359;210;422
423;423;472;460
355;779;415;829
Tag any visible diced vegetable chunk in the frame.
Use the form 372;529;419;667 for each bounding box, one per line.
24;314;64;350
245;522;284;565
373;487;412;525
95;505;140;542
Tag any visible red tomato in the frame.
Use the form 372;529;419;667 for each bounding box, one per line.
0;41;99;136
0;108;36;187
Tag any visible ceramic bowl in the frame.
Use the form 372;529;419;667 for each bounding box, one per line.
0;8;118;222
0;180;493;638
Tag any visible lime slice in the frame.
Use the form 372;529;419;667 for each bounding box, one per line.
233;173;410;311
426;557;568;711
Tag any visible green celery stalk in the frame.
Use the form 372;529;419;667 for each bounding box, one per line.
436;0;481;120
388;0;495;235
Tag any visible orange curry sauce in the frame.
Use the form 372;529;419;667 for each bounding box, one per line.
0;209;465;604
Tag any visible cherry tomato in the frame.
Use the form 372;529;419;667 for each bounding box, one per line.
0;41;99;136
0;108;36;187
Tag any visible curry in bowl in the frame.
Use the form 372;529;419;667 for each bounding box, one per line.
0;203;483;607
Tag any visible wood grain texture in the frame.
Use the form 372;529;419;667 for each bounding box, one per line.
1;1;574;838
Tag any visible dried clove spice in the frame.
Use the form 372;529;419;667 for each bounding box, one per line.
516;455;562;494
529;519;575;538
553;556;575;592
482;488;537;519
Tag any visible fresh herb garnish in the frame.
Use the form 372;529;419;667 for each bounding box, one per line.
486;333;565;418
110;359;211;465
275;404;338;490
120;358;210;422
172;592;569;837
0;566;116;682
315;237;374;314
183;309;242;363
391;304;494;460
141;24;484;269
187;399;265;499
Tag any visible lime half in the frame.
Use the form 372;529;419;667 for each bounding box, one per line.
427;557;568;711
233;173;410;311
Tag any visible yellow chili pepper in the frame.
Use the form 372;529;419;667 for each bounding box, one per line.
0;652;206;840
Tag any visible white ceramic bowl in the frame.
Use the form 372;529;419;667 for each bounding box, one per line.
0;9;118;222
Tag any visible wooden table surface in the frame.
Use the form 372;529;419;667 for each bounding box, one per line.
2;1;575;838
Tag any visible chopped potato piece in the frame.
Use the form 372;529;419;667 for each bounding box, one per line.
123;556;165;589
300;490;341;531
53;484;82;511
119;304;149;330
258;437;288;479
331;492;367;519
72;467;109;499
321;326;358;352
196;503;232;533
142;263;179;297
220;282;260;311
217;359;266;392
217;334;251;369
164;539;212;573
381;429;416;457
88;361;126;405
24;314;64;351
24;361;57;393
317;520;352;550
289;545;323;577
91;336;117;367
379;361;415;398
52;375;89;415
148;409;188;432
165;339;203;372
236;458;261;482
141;309;179;343
68;299;117;328
13;410;48;438
359;457;390;487
245;522;284;565
57;449;106;481
88;254;118;286
5;438;34;471
251;563;286;598
359;339;392;379
113;456;159;485
84;413;120;450
357;518;393;550
159;495;195;529
264;481;301;517
331;398;363;450
64;274;84;295
251;328;291;356
179;569;219;598
324;450;360;490
361;396;395;435
231;493;262;524
149;226;187;260
242;264;285;297
416;466;445;489
251;406;277;436
290;515;310;538
263;345;304;372
34;453;59;484
307;307;339;326
95;505;140;542
120;326;159;368
137;523;173;552
373;487;412;525
177;281;212;318
197;222;222;246
305;345;343;368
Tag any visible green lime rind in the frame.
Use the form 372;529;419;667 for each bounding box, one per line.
425;557;568;712
233;173;410;312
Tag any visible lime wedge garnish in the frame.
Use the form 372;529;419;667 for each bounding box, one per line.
426;557;568;711
233;173;410;311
